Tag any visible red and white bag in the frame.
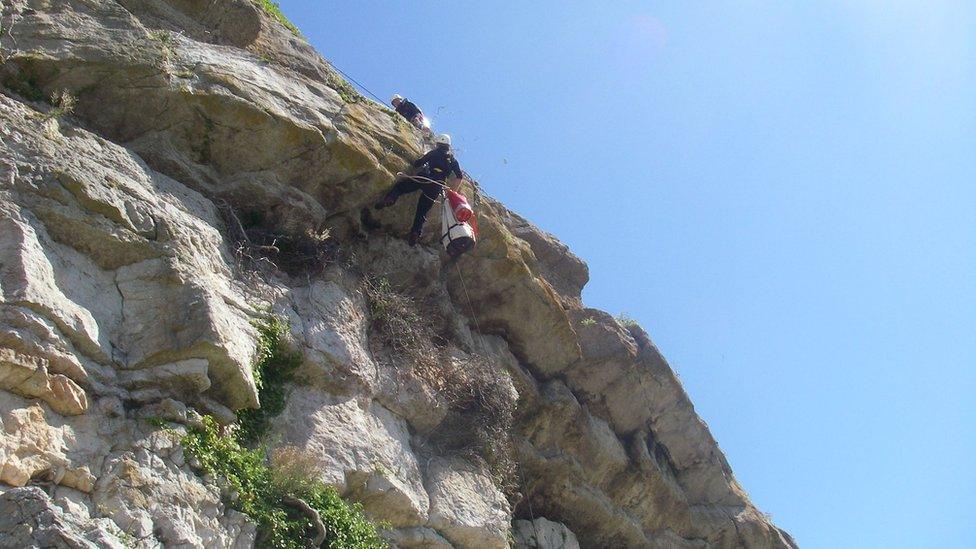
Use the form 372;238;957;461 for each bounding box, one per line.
441;196;476;258
446;189;473;223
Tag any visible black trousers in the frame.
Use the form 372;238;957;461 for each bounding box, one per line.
384;177;443;234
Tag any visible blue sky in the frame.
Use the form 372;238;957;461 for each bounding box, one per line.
277;2;976;547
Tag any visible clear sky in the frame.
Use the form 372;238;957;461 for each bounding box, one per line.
276;2;975;547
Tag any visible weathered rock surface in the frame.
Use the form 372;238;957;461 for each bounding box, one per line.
513;517;581;549
0;1;794;547
0;486;129;549
425;457;511;549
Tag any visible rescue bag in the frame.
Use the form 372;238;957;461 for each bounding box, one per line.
441;198;476;258
446;189;473;222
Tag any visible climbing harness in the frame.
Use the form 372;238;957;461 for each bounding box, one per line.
416;114;433;137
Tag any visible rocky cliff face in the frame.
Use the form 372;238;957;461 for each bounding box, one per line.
0;1;795;548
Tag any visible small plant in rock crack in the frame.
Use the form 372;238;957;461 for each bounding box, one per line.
616;312;640;329
362;275;443;361
580;317;597;327
425;354;519;500
149;29;172;45
328;72;362;104
252;0;302;37
235;315;302;446
42;89;75;121
148;30;175;67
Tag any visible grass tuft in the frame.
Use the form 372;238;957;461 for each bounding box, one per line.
327;72;362;104
182;417;386;548
253;0;302;37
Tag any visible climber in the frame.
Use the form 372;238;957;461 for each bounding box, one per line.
374;134;462;247
391;94;425;129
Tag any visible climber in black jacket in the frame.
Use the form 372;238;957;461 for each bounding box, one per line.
391;94;424;128
374;134;462;246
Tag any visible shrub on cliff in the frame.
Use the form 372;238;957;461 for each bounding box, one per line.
181;316;386;547
362;275;517;495
183;417;387;548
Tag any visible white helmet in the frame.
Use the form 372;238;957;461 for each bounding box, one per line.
391;94;403;102
434;133;452;146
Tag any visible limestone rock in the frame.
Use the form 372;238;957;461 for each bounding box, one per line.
289;279;377;394
92;446;255;547
425;458;511;549
0;401;95;492
0;348;88;415
493;202;589;306
0;487;129;549
513;518;581;549
270;387;430;527
385;526;454;549
0;91;259;410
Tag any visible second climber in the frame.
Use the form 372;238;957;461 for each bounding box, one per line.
374;134;462;246
391;94;425;130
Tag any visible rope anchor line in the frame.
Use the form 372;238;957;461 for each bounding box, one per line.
453;262;541;537
327;60;386;105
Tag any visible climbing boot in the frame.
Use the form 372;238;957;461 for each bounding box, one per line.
407;231;420;247
374;196;396;210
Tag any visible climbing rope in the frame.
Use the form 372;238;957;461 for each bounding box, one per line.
452;260;542;542
326;60;386;105
395;172;450;189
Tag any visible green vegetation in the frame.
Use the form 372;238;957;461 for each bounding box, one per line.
386;109;405;128
148;30;174;66
253;0;302;37
328;73;362;104
178;315;385;547
580;317;597;327
106;524;138;548
148;30;172;45
43;89;76;121
236;316;302;446
146;416;169;428
616;313;639;329
182;417;386;548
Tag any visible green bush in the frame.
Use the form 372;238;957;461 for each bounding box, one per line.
182;417;386;548
236;316;302;446
253;0;302;36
